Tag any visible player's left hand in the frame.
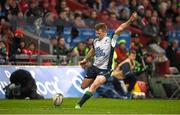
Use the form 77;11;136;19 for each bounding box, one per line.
79;59;87;69
129;12;138;22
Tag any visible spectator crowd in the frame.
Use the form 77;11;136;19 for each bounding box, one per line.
0;0;179;73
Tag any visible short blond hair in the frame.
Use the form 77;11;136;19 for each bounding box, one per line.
95;23;107;32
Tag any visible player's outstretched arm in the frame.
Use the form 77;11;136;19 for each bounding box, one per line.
115;12;137;36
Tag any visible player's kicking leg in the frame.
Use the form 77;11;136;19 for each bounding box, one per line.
75;75;106;109
81;78;94;89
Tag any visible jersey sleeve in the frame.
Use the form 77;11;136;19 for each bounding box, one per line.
108;32;119;48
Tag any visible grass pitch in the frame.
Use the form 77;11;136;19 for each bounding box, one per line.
0;98;180;114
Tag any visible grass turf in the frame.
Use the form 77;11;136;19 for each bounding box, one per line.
0;98;180;114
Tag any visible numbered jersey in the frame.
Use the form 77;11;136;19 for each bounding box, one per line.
93;33;118;70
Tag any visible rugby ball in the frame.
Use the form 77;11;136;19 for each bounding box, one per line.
52;93;63;106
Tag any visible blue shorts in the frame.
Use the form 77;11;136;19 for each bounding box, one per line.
85;65;111;79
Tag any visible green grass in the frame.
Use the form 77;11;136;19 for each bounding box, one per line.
0;98;180;114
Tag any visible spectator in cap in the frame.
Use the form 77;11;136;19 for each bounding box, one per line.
15;29;24;38
114;39;128;65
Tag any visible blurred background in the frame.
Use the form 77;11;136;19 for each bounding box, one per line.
0;0;180;99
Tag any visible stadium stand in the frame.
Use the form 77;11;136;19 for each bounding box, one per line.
0;0;179;99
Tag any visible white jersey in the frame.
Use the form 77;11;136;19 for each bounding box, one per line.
93;33;118;70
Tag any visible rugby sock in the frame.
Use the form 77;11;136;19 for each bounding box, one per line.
119;80;127;95
78;91;93;107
